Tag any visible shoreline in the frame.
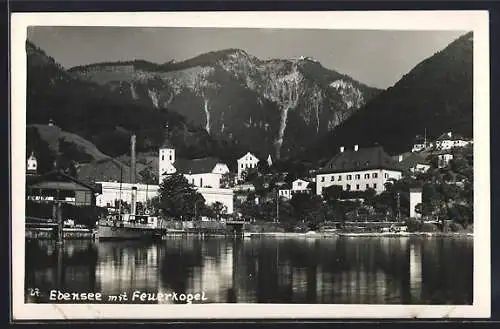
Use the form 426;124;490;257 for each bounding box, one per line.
242;231;474;238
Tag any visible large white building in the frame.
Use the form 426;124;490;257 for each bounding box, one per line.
315;145;402;196
435;131;472;151
237;152;260;180
96;130;234;215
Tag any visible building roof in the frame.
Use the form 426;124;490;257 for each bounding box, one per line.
174;157;225;175
279;183;292;190
26;170;101;193
76;157;143;185
397;152;430;171
237;152;259;162
317;146;401;174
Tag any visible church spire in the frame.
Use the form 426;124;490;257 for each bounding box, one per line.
161;122;174;148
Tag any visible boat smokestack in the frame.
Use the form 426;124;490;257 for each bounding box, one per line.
130;134;137;215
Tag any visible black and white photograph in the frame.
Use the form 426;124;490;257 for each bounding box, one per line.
11;11;490;320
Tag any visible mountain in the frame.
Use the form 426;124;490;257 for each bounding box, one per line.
304;31;473;161
26;41;248;172
68;49;380;159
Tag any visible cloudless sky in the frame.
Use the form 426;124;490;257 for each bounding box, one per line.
27;27;467;89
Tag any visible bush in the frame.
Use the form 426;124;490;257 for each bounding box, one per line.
421;222;439;232
405;218;422;232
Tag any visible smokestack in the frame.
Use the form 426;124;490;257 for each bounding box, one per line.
130;134;137;216
340;146;345;153
354;144;359;152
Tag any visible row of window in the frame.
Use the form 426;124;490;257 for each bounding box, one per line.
240;163;257;170
320;172;389;182
161;155;173;161
344;183;377;191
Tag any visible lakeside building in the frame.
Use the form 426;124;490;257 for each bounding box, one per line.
27;151;38;176
88;128;234;215
435;131;472;151
315;145;402;195
27;170;100;207
237;152;260;180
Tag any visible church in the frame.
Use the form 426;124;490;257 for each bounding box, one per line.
96;126;234;215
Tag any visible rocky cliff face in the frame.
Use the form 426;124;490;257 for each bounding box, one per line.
69;49;380;159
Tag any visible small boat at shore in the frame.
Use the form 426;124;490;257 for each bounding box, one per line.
97;214;165;240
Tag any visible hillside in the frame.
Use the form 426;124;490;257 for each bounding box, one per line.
26;41;249;168
68;48;381;159
304;31;473;161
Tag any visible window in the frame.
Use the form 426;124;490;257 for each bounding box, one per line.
331;176;335;181
366;184;369;189
346;184;351;191
161;155;164;161
372;173;378;178
347;175;352;180
169;155;172;161
365;161;370;167
356;184;360;190
321;177;325;182
384;173;389;179
241;164;244;169
373;183;377;189
298;182;302;187
338;175;342;181
200;178;203;187
355;174;360;180
364;173;370;179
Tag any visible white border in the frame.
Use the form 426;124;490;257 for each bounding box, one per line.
11;11;490;320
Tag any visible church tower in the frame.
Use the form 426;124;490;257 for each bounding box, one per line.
158;123;176;184
27;151;38;176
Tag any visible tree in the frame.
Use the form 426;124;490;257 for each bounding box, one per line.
210;201;227;221
220;172;236;188
157;173;205;220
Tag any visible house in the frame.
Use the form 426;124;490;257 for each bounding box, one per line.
27;151;38;176
437;151;454;168
315;145;402;195
158;138;230;188
398;152;431;174
411;135;432;153
435;131;472;151
237;152;260;180
278;179;312;200
26;170;101;206
278;183;292;200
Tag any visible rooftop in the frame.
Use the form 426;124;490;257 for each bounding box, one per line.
175;157;225;175
318;145;401;174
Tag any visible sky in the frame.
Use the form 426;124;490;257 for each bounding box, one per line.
27;27;467;89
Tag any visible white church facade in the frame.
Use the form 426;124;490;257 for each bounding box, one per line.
97;134;234;215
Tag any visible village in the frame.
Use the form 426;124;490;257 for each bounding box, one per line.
25;119;474;237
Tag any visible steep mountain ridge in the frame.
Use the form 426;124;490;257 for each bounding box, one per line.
304;31;474;161
69;48;381;159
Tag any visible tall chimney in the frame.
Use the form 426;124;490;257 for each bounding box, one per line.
340;146;345;153
130;134;137;216
354;144;359;152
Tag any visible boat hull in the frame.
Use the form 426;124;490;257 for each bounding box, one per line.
97;225;164;240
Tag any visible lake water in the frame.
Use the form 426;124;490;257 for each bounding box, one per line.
25;236;473;304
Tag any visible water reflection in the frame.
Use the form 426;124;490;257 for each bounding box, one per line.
25;236;473;304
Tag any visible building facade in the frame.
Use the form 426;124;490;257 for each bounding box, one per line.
315;145;402;196
435;132;472;151
237;152;260;180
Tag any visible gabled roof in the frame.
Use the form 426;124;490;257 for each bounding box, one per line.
26;170;101;193
279;183;292;190
175;157;226;175
317;146;401;174
237;152;259;162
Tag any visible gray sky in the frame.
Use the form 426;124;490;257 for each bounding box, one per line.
27;27;466;89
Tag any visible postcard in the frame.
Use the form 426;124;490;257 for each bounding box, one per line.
11;10;490;320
